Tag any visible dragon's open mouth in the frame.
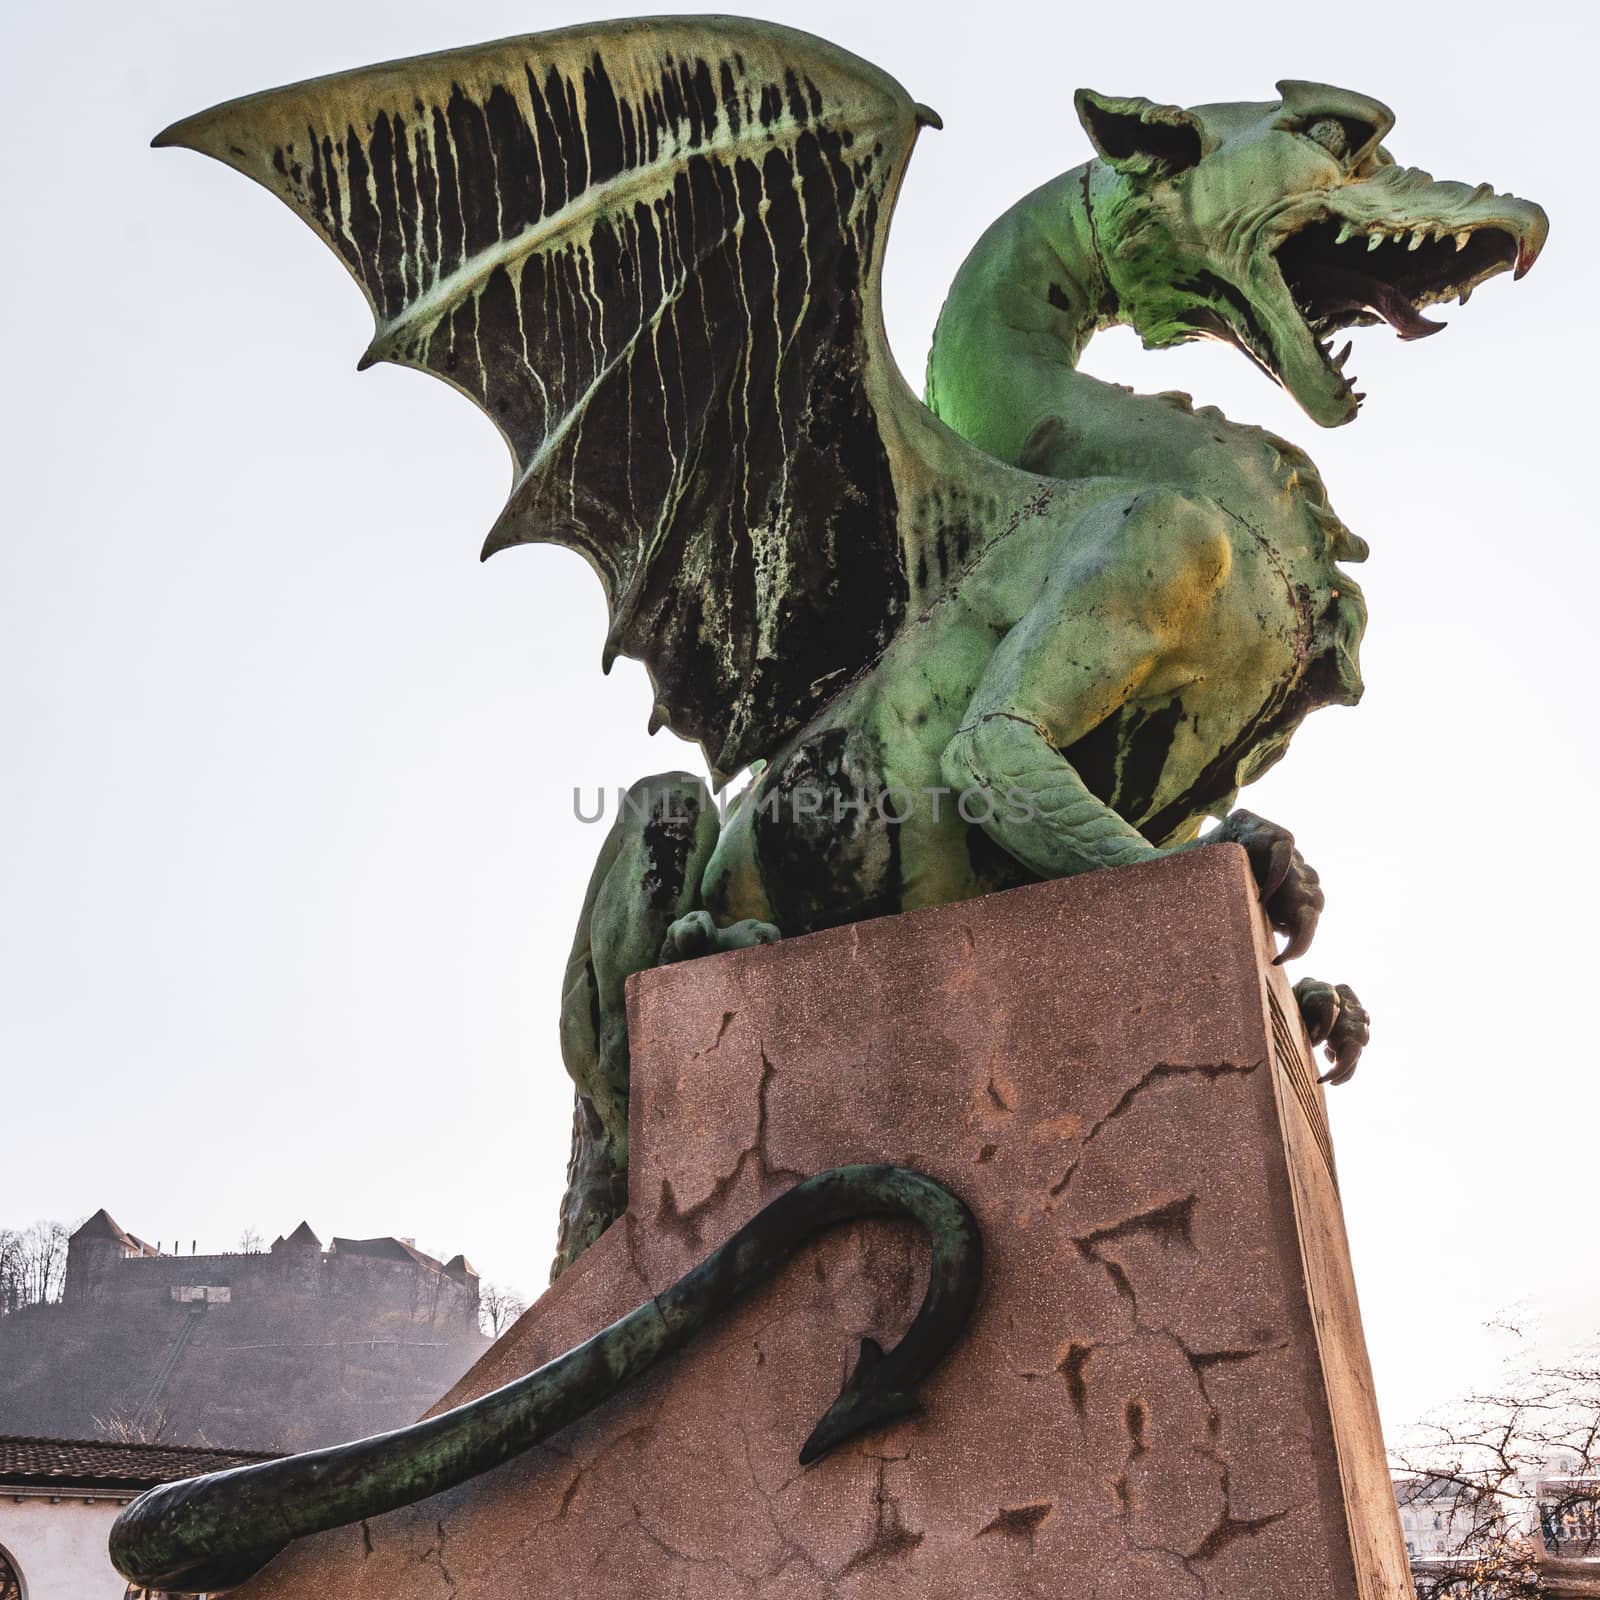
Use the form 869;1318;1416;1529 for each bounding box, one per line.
1275;216;1522;390
1215;182;1548;424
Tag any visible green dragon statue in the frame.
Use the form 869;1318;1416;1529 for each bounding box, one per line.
153;20;1544;1288
118;15;1547;1591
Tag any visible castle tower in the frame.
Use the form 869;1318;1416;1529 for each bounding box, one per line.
63;1210;155;1304
442;1256;480;1328
269;1222;322;1295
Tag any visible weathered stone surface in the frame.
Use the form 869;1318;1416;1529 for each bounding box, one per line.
234;844;1408;1597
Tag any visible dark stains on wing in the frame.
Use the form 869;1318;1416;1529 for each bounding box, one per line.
251;39;918;777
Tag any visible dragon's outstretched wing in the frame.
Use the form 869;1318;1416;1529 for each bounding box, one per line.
158;17;949;780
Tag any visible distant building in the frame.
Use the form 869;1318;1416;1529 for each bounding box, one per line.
1534;1475;1600;1562
1395;1474;1494;1564
0;1433;276;1599
0;1210;490;1453
1392;1465;1600;1596
63;1211;480;1328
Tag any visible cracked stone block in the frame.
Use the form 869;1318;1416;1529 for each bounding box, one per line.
232;843;1410;1598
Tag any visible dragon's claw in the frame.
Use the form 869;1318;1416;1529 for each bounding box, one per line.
1294;977;1369;1085
660;911;782;966
1210;810;1323;960
1266;855;1324;964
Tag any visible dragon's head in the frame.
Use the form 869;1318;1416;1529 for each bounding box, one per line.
1076;82;1547;425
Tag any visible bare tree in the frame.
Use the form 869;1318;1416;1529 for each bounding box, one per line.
0;1227;22;1315
0;1219;69;1310
94;1405;171;1445
478;1281;527;1339
1392;1342;1600;1598
237;1226;265;1254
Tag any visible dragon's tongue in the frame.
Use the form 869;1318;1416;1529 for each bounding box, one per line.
1302;261;1446;341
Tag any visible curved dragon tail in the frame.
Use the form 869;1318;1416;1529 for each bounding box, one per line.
108;1164;982;1595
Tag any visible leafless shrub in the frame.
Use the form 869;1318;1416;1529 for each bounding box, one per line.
479;1280;527;1339
1393;1335;1600;1598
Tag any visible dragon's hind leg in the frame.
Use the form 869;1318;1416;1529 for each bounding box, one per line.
553;775;780;1279
554;774;719;1277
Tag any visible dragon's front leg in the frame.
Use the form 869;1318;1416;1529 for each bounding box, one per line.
941;488;1369;1077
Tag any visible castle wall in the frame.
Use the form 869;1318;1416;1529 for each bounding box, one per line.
7;1221;490;1448
62;1239;479;1328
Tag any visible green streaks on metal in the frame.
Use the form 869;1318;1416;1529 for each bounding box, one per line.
108;1166;982;1595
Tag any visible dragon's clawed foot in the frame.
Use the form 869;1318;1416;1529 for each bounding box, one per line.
659;910;783;966
1293;977;1369;1085
1209;809;1324;963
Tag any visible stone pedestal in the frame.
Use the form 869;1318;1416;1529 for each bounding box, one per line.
235;845;1410;1598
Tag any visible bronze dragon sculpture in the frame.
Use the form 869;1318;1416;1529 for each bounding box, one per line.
115;15;1545;1592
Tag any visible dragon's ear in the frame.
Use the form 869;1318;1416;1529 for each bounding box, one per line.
1074;89;1204;178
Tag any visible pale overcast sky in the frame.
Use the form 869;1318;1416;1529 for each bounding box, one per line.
2;0;1594;1442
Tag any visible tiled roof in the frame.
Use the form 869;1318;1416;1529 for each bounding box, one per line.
331;1236;444;1271
70;1208;130;1246
0;1435;279;1491
1395;1474;1472;1506
69;1209;159;1257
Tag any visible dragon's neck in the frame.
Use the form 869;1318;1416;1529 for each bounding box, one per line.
927;167;1351;532
926;167;1128;468
992;167;1113;374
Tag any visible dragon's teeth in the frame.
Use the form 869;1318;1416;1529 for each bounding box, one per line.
1334;340;1353;370
1408;230;1425;251
1336;222;1356;246
1368;232;1384;252
1458;285;1472;305
1455;231;1470;251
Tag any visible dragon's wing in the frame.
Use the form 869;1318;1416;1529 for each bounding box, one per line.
158;17;949;781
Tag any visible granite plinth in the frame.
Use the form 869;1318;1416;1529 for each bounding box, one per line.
233;844;1409;1598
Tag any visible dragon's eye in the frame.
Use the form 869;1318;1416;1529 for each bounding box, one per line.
1302;118;1349;159
1288;113;1385;167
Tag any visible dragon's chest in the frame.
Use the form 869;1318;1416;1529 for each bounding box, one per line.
1067;563;1366;844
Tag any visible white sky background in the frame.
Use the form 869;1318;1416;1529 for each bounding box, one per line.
1;0;1594;1444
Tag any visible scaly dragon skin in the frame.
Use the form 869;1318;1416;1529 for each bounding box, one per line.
109;1166;982;1595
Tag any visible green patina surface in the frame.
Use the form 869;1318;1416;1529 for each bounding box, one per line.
139;18;1546;1581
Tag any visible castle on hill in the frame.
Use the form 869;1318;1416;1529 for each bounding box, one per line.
64;1208;481;1326
0;1209;490;1452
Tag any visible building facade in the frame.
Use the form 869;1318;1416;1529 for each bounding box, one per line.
0;1435;276;1600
